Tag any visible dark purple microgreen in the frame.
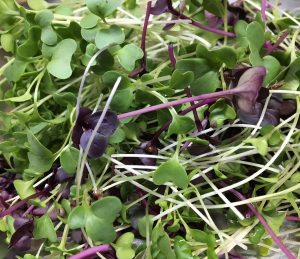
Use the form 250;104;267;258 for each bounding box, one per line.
134;141;158;166
55;167;73;183
265;31;289;55
80;130;108;158
150;0;168;15
9;220;33;251
83;110;119;136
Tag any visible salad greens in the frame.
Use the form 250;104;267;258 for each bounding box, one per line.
0;0;300;258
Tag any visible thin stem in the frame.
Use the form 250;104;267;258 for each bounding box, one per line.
117;89;236;120
166;0;235;37
168;44;176;68
185;87;202;131
218;182;296;259
266;30;289;55
69;244;113;259
261;0;267;21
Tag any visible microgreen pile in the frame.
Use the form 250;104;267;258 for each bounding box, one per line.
1;0;300;258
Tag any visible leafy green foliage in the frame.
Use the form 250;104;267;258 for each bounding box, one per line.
86;0;123;20
47;39;77;79
60;146;80;174
13;179;36;199
114;232;135;259
68;197;122;242
116;43;144;71
153;157;189;189
95;25;125;49
191;71;220;95
35;10;57;45
33;215;57;242
170;70;194;89
208;99;236;128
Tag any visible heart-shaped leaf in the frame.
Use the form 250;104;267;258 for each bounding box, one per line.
60;146;80;174
13;179;36;199
95;25;125;49
170;70;194;89
47;39;77;79
209;99;236;128
91;196;122;221
244;137;268;156
17;26;41;58
33;214;57;242
27;131;54;174
115;232;135;259
116;43;144;71
153;158;189;189
86;0;122;19
68;206;87;229
167;114;195;137
35;10;57;45
191;71;220;95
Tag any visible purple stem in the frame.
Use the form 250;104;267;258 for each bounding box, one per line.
186;87;202;132
286;216;300;222
130;1;152;78
261;0;267;21
218;182;296;259
166;0;235;38
70;244;113;259
117;88;237;120
151;99;215;142
266;30;289;55
168;44;176;68
0;190;45;218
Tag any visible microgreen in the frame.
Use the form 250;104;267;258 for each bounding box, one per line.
0;0;299;258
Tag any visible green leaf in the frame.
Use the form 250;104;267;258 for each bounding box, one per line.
27;131;54;174
174;236;197;259
196;44;237;69
115;232;135;259
13;179;36;199
33;214;57;242
91;196;122;221
4;59;28;82
170;70;194;89
111;88;134;113
138;215;154;238
260;125;282;146
35;10;57;45
208;99;236;128
246;21;265;51
47;39;77;79
86;0;123;19
80;13;99;29
27;0;48;10
1;33;14;53
60;146;80;174
109;128;125;144
262;56;281;85
116;43;144;71
68;206;87;229
176;58;210;79
167;114;195;137
244;137;268;156
191;71;220;95
263;212;286;234
17;26;41;58
153;158;189;189
234;20;248;48
95;25;125;49
202;0;224;17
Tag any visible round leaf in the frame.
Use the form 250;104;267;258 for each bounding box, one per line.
95;25;125;49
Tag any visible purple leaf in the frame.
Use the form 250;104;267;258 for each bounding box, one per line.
237;103;280;126
10;220;33;251
150;0;168;15
80;130;108;158
72;107;92;147
55;167;73;183
234;66;266;113
84;110;118;136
